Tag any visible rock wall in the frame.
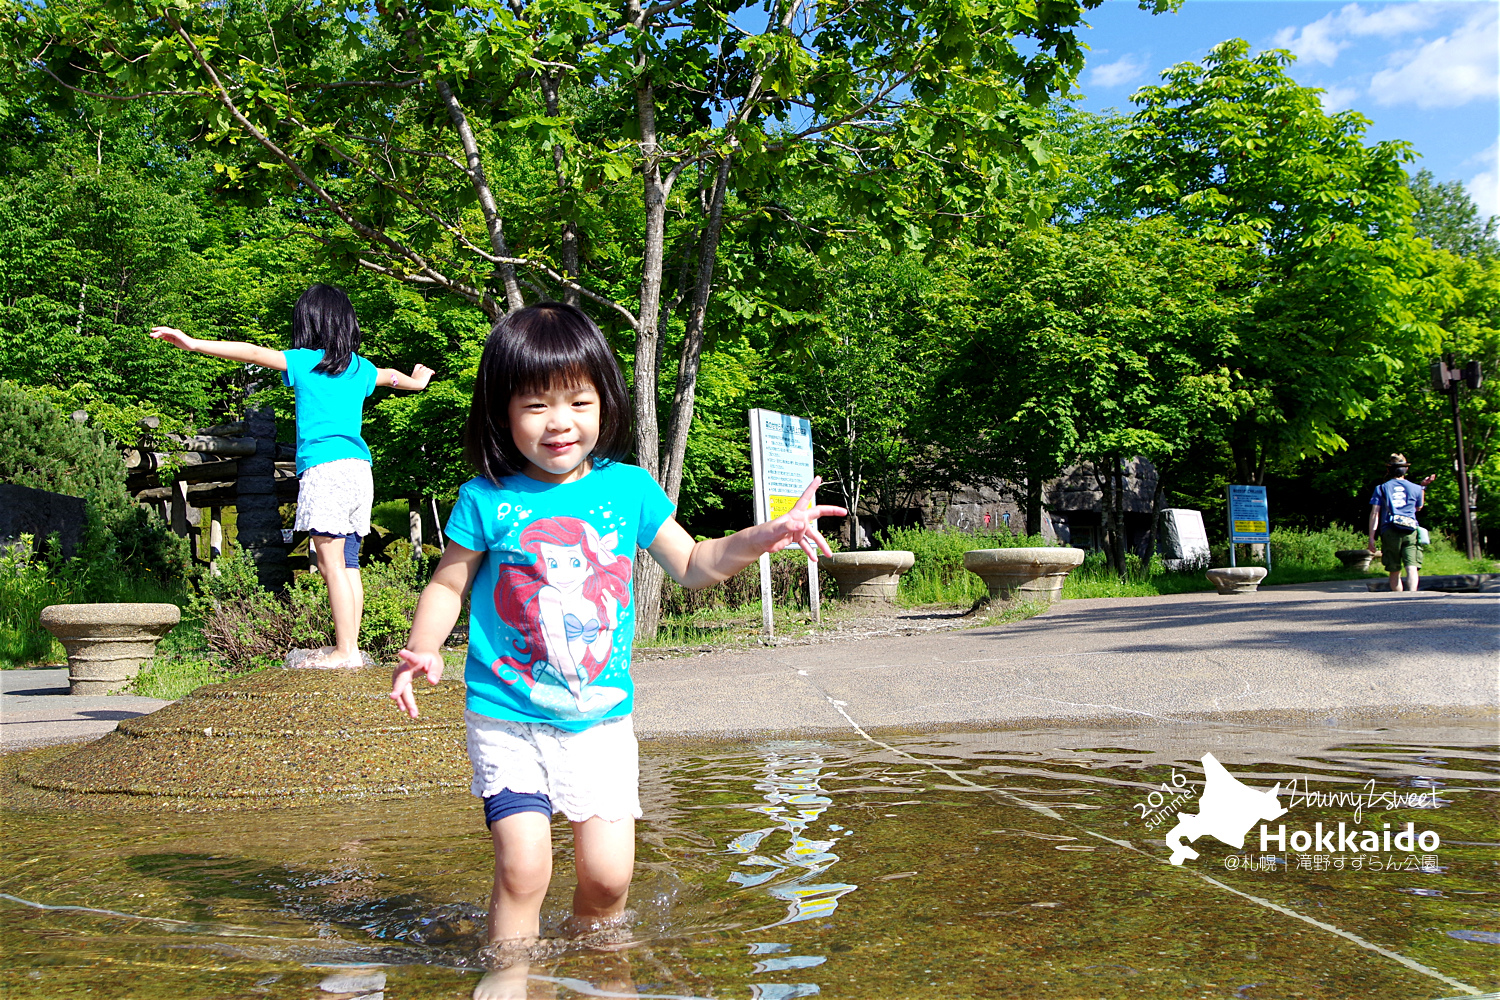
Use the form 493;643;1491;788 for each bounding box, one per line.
0;483;86;559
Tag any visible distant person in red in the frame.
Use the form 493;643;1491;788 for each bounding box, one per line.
1367;453;1436;593
983;512;992;529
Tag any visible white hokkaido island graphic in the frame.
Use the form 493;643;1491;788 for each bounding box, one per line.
1165;753;1288;866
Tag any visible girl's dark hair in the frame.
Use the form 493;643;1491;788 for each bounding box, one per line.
291;284;361;376
465;302;633;482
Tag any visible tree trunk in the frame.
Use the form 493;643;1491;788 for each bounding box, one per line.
629;7;669;639
1111;454;1128;578
661;153;733;505
1025;465;1043;538
1145;474;1165;563
435;81;523;313
541;71;580;307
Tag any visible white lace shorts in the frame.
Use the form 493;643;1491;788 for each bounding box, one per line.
293;458;373;536
466;710;641;823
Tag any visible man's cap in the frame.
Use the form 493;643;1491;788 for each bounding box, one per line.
1387;453;1409;468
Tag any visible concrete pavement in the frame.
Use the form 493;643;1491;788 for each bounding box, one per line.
2;588;1495;750
0;668;170;750
630;588;1500;736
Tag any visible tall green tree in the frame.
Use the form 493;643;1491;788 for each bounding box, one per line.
1110;40;1450;480
939;219;1246;572
5;0;1175;631
1408;170;1499;259
771;250;958;546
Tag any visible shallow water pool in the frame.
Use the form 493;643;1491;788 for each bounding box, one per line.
3;718;1497;999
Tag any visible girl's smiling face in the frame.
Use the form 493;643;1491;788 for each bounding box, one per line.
508;381;601;483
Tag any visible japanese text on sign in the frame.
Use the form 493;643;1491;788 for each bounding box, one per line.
1228;485;1270;543
750;409;814;522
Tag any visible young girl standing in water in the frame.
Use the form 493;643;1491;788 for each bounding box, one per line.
151;284;434;667
388;302;841;998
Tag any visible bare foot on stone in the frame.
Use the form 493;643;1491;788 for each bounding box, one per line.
283;646;376;669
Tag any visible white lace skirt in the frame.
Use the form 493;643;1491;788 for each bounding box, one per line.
293;458;373;536
465;710;641;823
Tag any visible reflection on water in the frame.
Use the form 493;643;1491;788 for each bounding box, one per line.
2;720;1497;999
729;746;857;932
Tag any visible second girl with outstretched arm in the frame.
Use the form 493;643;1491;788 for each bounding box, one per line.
152;284;434;667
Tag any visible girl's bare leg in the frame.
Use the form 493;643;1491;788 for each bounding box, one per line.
570;816;634;928
311;535;362;664
475;811;553;1000
345;565;364;631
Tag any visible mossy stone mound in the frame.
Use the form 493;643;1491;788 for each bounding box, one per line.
17;667;470;802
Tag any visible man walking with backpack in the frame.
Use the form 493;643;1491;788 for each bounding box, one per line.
1367;453;1432;593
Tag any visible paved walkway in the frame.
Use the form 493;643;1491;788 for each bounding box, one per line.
630;588;1499;735
3;589;1495;749
0;669;169;750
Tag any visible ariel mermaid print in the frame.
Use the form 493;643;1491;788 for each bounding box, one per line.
491;516;633;719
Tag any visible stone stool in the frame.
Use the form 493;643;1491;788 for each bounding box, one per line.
1205;566;1268;595
40;603;181;695
819;550;916;603
963;547;1085;602
1335;549;1375;572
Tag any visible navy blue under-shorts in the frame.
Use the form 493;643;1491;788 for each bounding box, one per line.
484;788;553;828
309;531;362;568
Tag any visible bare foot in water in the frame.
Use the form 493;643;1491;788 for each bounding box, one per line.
473;963;529;1000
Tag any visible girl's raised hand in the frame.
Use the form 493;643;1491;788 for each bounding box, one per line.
763;476;847;561
410;363;435;389
149;326;196;351
390;648;445;719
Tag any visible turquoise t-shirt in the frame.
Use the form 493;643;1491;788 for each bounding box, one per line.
444;461;676;731
281;349;378;473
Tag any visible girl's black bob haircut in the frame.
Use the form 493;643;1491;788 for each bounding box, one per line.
291;284;362;376
465;301;633;482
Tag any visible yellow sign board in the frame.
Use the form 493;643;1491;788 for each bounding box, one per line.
768;494;801;520
1233;519;1267;534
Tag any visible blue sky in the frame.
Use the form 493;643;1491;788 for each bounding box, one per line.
1071;0;1499;217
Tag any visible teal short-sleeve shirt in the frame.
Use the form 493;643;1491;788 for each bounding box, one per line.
281;349;378;473
443;461;676;731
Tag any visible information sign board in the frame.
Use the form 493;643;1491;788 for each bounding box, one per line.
749;409;815;522
748;409;820;637
1227;485;1270;543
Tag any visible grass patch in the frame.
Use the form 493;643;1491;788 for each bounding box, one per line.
643;600;847;650
130;655;267;700
1;537;191;667
972;600;1052;627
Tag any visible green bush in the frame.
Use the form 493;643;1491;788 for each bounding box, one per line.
661;547;826;615
0;380;191;584
0;519;191;667
191;546;428;668
880;525;1049;605
0;537;72;665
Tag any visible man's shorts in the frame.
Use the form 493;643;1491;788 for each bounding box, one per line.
1380;527;1422;571
465;711;641;824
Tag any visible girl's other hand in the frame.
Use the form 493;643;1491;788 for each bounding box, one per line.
410;363;435;389
763;476;847;561
390;648;445;719
149;326;196;351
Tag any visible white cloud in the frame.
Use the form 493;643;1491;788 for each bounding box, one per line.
1317;84;1361;112
1273;2;1441;67
1369;5;1500;108
1089;54;1150;88
1469;141;1500;220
